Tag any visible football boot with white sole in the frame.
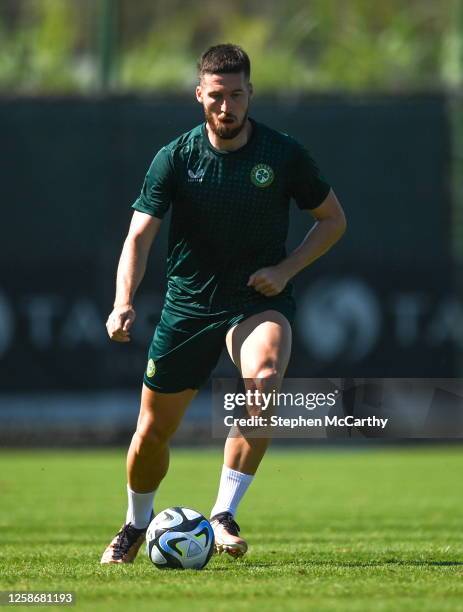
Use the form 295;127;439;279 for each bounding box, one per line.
210;512;248;558
100;512;154;564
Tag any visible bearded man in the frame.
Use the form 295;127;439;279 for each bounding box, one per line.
101;43;346;564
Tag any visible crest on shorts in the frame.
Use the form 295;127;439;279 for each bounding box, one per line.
250;163;274;188
146;358;156;378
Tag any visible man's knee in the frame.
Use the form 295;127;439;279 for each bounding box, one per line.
133;387;194;452
134;416;176;451
240;362;281;420
248;361;282;391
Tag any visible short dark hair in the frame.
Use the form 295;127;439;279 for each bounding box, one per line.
198;44;251;81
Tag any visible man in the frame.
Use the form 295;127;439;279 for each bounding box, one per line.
101;44;346;564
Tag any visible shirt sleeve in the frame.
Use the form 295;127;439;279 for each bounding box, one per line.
288;141;331;210
131;147;174;219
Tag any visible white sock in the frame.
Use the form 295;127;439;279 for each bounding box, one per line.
210;465;254;518
125;485;156;529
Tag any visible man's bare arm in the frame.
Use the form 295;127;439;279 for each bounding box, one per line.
106;211;162;342
248;189;346;296
279;188;346;278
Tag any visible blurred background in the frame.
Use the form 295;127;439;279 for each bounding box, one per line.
1;0;462;444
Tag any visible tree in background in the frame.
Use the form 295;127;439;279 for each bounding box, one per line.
0;0;457;94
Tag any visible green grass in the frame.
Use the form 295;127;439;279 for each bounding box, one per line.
1;447;463;611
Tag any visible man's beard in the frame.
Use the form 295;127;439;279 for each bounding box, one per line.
204;107;248;140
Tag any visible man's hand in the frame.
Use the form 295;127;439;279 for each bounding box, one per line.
106;305;136;342
247;266;289;297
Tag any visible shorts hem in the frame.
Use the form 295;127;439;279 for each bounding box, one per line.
227;297;296;330
143;376;199;394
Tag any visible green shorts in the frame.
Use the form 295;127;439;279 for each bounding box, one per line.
143;296;296;393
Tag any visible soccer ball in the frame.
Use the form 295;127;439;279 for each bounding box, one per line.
146;507;214;570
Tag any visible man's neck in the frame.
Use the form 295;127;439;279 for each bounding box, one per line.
206;119;252;152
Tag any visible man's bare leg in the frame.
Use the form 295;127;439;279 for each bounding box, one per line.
101;384;196;563
210;310;291;556
127;384;197;492
225;310;291;474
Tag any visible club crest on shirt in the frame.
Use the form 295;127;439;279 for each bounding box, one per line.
188;168;205;183
250;163;274;188
146;358;156;377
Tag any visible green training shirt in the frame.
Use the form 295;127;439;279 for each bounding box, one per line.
132;118;331;315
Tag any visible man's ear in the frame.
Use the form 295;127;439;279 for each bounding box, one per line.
195;85;203;103
248;82;254;97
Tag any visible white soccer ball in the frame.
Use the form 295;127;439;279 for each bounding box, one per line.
146;507;214;570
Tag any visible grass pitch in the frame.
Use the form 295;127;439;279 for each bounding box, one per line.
1;447;463;611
